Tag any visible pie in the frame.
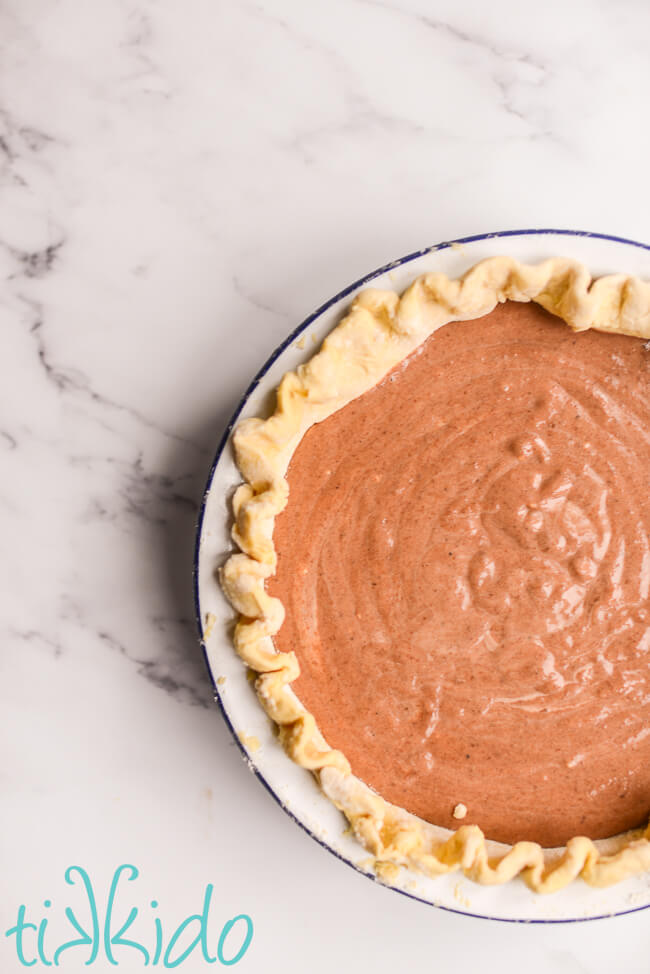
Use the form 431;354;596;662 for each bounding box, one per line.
220;257;650;892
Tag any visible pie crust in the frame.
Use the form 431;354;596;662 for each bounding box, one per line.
219;257;650;893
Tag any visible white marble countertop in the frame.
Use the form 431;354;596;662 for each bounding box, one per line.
3;1;650;971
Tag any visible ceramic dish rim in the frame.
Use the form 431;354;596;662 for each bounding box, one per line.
193;227;650;923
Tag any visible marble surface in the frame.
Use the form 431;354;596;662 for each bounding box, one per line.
3;0;650;971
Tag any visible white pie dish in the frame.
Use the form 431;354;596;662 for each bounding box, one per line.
194;228;650;922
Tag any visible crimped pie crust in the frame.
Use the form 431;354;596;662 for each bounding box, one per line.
219;257;650;893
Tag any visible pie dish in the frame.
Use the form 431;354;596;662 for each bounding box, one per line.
218;253;650;895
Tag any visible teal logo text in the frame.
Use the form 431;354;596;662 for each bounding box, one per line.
5;865;253;967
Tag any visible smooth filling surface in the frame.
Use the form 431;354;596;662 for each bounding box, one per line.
269;301;650;848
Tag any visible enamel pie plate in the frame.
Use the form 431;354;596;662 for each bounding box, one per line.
195;229;650;922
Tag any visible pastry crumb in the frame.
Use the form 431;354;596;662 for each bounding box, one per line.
238;732;261;753
295;336;306;350
450;241;467;255
453;881;471;908
216;675;226;686
311;333;318;344
374;860;401;884
453;802;468;820
204;611;217;639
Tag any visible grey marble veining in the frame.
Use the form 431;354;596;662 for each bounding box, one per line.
3;1;650;971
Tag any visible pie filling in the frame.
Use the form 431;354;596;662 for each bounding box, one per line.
268;301;650;848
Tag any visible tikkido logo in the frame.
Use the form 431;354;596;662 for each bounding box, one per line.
4;865;253;968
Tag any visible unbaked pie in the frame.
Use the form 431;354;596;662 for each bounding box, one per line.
220;257;650;892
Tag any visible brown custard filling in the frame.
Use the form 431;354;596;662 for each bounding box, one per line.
268;301;650;848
